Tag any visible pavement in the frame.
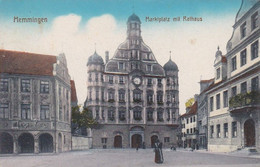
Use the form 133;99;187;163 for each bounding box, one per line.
0;148;260;167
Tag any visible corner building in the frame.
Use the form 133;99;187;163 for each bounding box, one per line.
0;50;72;154
207;0;260;152
85;14;179;148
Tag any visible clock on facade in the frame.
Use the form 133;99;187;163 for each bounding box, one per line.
133;76;141;85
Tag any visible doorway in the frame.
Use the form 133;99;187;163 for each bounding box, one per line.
131;134;142;148
151;135;158;148
0;133;13;154
244;119;255;147
114;135;122;148
18;133;34;153
39;133;53;153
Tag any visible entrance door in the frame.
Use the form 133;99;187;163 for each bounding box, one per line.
131;134;142;148
151;135;158;148
18;133;34;153
114;135;122;148
39;133;53;153
0;133;13;154
244;119;255;147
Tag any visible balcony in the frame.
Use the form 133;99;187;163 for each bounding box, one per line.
229;91;260;113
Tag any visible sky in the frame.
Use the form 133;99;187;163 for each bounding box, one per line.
0;0;242;114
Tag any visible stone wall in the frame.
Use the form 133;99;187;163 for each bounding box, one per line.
72;136;92;150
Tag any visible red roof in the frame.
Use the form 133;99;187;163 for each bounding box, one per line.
181;101;198;117
70;80;78;103
0;49;57;76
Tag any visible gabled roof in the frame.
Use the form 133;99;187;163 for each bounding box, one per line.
0;49;56;76
181;101;198;117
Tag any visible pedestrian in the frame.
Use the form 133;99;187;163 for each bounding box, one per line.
142;142;146;149
154;139;164;164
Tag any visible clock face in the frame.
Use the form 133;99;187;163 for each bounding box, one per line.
133;77;141;85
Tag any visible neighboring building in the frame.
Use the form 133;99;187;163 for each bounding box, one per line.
197;79;214;149
84;14;179;148
180;100;198;148
207;0;260;152
70;80;78;107
0;50;72;154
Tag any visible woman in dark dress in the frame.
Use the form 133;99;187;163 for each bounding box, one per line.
154;140;164;164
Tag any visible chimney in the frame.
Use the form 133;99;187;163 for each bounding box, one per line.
105;51;109;63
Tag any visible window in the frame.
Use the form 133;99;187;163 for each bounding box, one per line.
210;125;214;138
241;82;247;94
101;110;105;120
231;56;237;71
0;103;8;119
59;105;63;121
240;49;247;67
147;78;152;86
134;110;142;120
187;129;189;134
95;73;98;82
89;90;92;100
251;40;259;60
157;78;162;87
199;120;202;126
88;73;92;81
164;137;170;143
147;110;153;121
101;91;104;101
0;78;8;92
251;76;259;91
190;117;193;123
133;92;142;101
109;76;113;84
217;124;220;138
119;62;124;70
21;79;30;92
119;110;125;121
193;116;196;122
96;90;99;101
101;138;107;144
101;74;104;82
190;128;193;134
251;12;258;30
216;68;220;79
147;94;153;103
40;105;49;120
232;122;237;137
231;86;237;97
119;92;125;102
240;22;246;39
157;111;163;121
119;76;124;84
96;108;99;119
108;110;115;121
186;118;189;124
157;93;163;104
210;97;214;111
224;123;228;138
223;90;228;108
147;65;152;72
216;94;220;110
108;92;114;101
21;104;30;119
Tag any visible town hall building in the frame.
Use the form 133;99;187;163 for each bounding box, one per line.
84;14;180;148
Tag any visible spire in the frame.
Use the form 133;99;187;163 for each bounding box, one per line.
169;51;172;60
94;43;97;53
217;46;219;51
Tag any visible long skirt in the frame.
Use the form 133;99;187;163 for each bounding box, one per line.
154;148;164;164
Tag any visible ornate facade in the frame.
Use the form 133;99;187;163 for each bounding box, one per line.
85;14;179;148
0;50;72;154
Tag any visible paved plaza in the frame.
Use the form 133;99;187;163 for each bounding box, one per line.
1;149;260;167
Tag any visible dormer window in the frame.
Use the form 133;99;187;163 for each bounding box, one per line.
240;22;246;39
119;62;124;70
147;64;152;72
216;68;220;79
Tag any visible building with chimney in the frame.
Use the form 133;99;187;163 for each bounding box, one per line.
0;50;72;154
84;14;179;148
